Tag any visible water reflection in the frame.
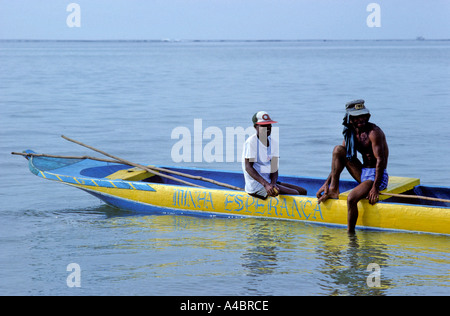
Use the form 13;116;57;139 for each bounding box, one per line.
238;219;394;295
60;206;449;295
315;232;392;296
241;221;279;276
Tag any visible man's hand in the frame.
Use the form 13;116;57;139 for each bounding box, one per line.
368;186;380;205
316;183;329;200
264;182;279;197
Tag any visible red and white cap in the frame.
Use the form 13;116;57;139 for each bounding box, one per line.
252;111;278;125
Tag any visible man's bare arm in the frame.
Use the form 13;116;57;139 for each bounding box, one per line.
368;129;387;204
245;158;277;196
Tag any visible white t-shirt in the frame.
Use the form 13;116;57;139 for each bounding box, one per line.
242;134;279;194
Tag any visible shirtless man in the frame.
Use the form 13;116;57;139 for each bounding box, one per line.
316;100;389;233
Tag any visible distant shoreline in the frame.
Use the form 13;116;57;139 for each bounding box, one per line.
1;38;449;43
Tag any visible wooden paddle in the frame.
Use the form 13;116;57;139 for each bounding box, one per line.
60;135;244;191
12;152;118;163
380;192;450;204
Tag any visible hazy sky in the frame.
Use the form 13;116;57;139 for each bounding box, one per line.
1;0;449;40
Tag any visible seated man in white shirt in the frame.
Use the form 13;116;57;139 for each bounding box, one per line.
242;111;307;199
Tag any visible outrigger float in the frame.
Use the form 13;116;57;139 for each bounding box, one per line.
13;137;450;235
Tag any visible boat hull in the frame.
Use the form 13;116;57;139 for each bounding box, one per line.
23;152;450;235
71;180;449;235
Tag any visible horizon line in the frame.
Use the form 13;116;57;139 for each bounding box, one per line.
1;38;450;43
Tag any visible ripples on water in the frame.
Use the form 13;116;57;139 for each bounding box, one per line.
2;204;447;296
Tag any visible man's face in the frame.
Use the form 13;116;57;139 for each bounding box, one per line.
349;114;370;130
255;124;272;138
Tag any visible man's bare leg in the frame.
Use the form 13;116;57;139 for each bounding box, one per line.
317;145;363;204
317;145;347;203
278;183;307;195
347;181;373;233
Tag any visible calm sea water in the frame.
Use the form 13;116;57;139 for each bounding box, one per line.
0;40;449;296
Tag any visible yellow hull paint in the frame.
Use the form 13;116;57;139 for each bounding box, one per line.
73;183;450;235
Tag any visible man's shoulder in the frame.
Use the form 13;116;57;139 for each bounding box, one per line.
369;123;385;136
245;134;257;143
270;135;279;144
367;123;387;145
269;136;279;149
244;134;258;148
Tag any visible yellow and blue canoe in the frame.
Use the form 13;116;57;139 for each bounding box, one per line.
22;150;450;235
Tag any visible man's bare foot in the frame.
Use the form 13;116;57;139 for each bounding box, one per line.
347;228;356;235
317;190;340;204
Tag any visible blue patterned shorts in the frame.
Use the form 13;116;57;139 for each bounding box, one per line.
361;168;389;190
